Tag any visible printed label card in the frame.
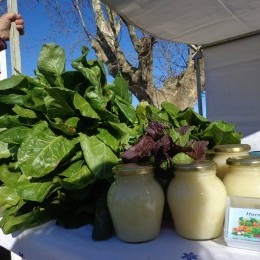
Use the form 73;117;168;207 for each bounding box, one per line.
224;196;260;251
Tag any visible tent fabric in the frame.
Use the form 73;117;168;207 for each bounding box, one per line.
204;33;260;138
103;0;260;45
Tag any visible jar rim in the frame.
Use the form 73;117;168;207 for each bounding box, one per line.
213;144;250;153
226;156;260;166
112;163;154;175
173;160;216;172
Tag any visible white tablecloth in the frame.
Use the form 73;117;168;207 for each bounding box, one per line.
0;221;260;260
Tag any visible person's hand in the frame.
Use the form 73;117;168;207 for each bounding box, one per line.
0;12;24;41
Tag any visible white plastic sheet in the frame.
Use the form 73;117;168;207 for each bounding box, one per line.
204;34;260;138
103;0;260;45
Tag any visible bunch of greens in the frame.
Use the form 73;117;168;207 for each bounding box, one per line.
0;43;242;240
124;101;242;186
0;43;141;239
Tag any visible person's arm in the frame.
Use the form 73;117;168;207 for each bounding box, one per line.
0;12;24;51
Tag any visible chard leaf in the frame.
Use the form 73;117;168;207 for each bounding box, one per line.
114;96;137;124
0;94;24;105
85;86;107;111
0;75;26;90
12;104;37;118
0;207;55;234
45;87;76;117
0;164;21;186
79;134;118;179
23;87;47;112
97;128;119;153
0;115;25;128
112;75;132;103
15;181;54;202
37;43;65;78
0;141;11;158
54;161;95;190
18;121;75;177
0;186;20;214
46;117;77;136
72;47;99;88
73;93;100;119
0;126;30;144
108;121;139;145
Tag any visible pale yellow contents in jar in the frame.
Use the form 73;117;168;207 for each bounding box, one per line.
213;151;249;180
167;171;227;240
223;165;260;198
107;175;164;243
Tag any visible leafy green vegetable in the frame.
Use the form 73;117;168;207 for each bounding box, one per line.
0;44;139;239
0;43;241;240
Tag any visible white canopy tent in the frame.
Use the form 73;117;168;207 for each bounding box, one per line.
103;0;260;144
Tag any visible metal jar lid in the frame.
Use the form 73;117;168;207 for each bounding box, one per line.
226;156;260;166
173;160;216;172
112;163;154;176
213;144;251;153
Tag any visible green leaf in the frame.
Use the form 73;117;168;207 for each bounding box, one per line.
12;104;37;118
73;93;100;120
37;43;65;77
97;128;119;153
172;152;193;164
0;75;26;91
0;126;30;144
23;87;47;112
113;75;132;103
114;96;137;124
0;115;25;128
0;186;20;214
54;161;95;190
201;121;242;147
0;207;55;234
45;87;76;117
17;121;75;177
0;164;21;186
72;47;99;88
15;181;54;202
79;133;119;179
0;141;11;158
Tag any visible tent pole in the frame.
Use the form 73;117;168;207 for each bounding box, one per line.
7;0;22;75
192;48;203;115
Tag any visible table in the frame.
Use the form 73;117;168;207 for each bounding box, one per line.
0;221;260;260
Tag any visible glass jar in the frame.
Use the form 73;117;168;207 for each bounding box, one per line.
107;163;164;243
167;160;227;240
223;156;260;198
213;144;251;180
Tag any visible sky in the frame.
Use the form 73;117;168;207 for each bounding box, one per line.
1;0;206;115
4;0;89;77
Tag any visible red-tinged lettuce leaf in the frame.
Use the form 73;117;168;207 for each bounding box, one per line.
185;140;209;160
121;135;155;163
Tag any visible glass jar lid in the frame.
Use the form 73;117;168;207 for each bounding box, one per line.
226;156;260;166
112;163;154;176
173;160;216;172
213;144;251;153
